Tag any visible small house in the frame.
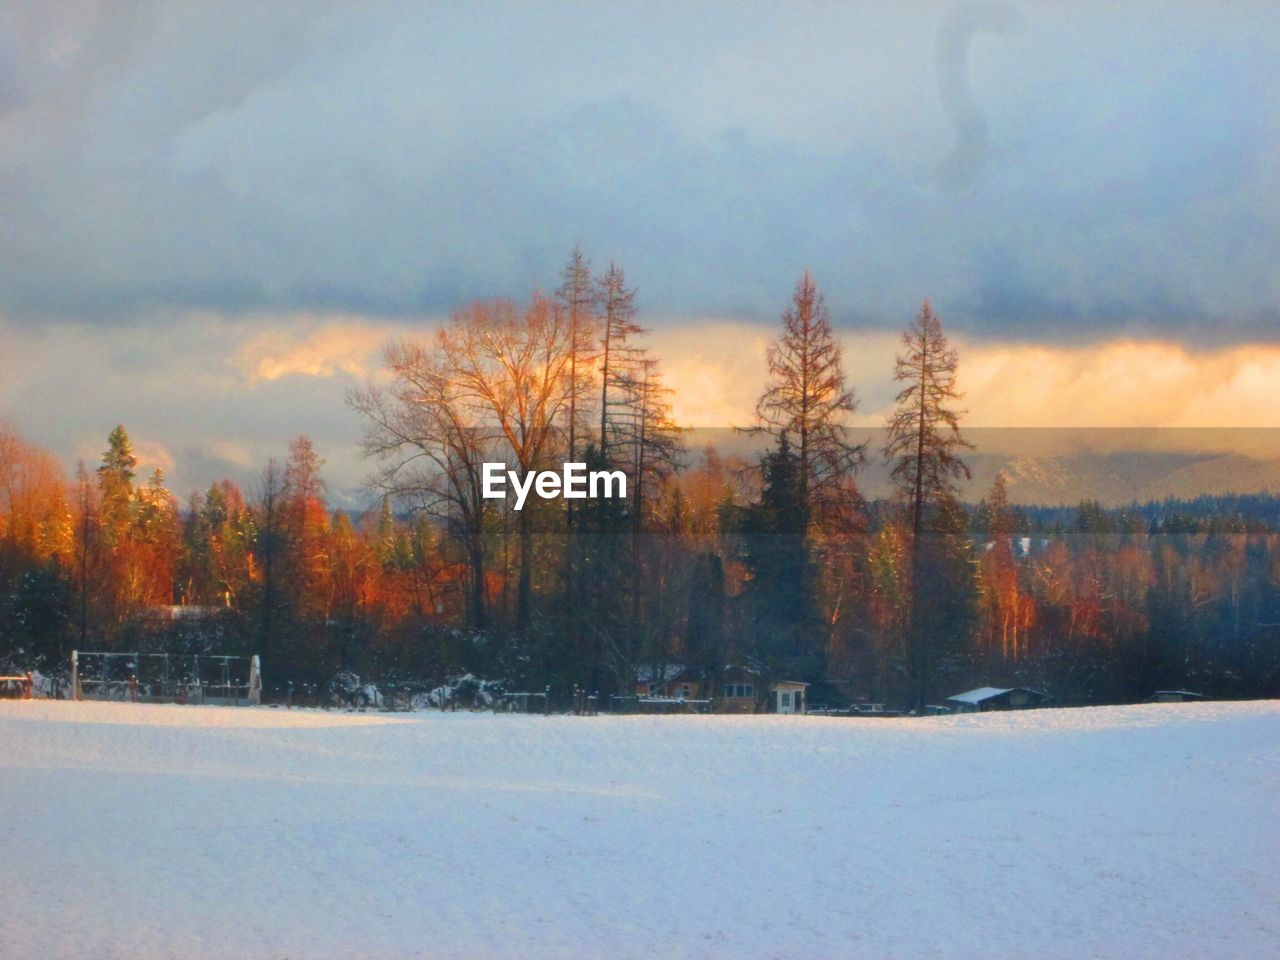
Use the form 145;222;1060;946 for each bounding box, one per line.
946;686;1049;713
714;666;761;713
772;680;808;715
713;667;809;715
634;664;701;700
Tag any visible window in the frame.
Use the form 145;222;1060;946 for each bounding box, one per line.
781;692;791;707
679;684;690;698
723;683;754;698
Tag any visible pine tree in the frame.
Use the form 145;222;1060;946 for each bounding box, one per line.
734;434;816;679
883;301;973;710
97;425;137;549
750;272;864;524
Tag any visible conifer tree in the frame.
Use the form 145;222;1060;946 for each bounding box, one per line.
750;272;864;523
883;301;974;710
556;248;599;488
596;262;642;461
97;425;137;548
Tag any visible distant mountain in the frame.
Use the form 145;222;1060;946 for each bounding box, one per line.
649;429;1280;508
853;451;1280;506
960;452;1278;506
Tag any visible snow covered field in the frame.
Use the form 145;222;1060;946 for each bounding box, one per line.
1;700;1277;960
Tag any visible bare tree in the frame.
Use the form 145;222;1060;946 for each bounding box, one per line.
349;339;499;629
596;262;642;461
556;248;600;494
439;295;575;635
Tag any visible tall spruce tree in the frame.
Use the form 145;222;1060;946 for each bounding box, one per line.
96;425;137;549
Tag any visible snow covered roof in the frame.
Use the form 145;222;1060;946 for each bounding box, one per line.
947;686;1046;705
947;686;1014;705
635;664;688;684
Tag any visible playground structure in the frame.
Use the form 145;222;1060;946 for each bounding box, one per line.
70;650;261;706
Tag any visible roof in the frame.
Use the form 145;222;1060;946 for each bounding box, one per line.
770;680;810;689
947;686;1012;704
946;686;1046;705
636;664;687;684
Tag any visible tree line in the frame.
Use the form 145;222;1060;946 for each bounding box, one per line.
2;254;1277;706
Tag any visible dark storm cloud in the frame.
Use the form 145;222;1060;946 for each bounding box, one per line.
0;1;1277;342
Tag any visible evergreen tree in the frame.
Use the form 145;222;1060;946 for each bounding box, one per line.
734;434;816;680
97;425;137;548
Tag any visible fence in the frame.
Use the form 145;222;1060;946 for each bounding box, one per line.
71;650;261;706
0;673;33;700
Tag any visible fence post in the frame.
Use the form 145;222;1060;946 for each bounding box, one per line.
23;671;32;700
544;685;551;716
129;674;137;703
71;650;80;701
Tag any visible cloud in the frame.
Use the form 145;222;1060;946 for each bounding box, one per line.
4;311;1280;505
232;320;420;385
957;339;1280;431
934;2;1025;192
655;323;1280;435
0;2;1276;342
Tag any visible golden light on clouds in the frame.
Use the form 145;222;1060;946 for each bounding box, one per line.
957;340;1280;429
654;323;1280;432
232;319;424;385
3;312;1279;500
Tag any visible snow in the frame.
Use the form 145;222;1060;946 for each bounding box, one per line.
1;700;1277;959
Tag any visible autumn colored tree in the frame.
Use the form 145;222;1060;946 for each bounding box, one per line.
976;472;1034;661
884;301;974;710
749;272;864;523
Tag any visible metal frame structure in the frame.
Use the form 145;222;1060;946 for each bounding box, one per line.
70;650;261;705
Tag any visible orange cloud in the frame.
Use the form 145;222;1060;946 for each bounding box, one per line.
232;318;430;385
651;324;1280;434
956;339;1280;429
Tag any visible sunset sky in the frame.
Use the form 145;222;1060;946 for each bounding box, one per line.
1;1;1277;498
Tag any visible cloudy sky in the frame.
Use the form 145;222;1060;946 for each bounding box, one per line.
1;0;1278;498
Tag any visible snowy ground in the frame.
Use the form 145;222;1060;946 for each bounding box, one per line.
1;700;1277;960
